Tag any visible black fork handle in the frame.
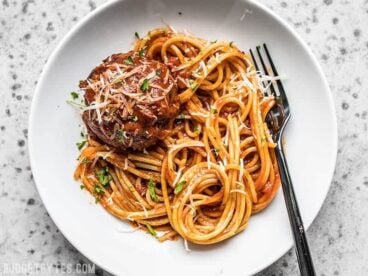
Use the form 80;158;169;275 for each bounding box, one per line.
275;142;316;276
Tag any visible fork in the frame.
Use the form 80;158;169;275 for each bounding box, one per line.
250;44;316;276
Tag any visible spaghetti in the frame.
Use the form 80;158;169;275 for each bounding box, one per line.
74;27;281;245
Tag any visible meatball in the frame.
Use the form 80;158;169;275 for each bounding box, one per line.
80;51;180;151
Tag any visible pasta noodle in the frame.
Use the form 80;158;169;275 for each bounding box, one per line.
74;27;281;244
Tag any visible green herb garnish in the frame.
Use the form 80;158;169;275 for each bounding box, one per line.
193;126;199;133
189;79;198;91
124;56;134;65
211;40;217;44
70;91;79;100
76;140;87;150
146;224;157;237
129;115;138;122
116;129;126;142
210;108;218;114
134;32;140;39
66;100;86;109
94;184;105;195
174;180;186;195
229;41;234;47
179;113;185;120
140;79;150;92
138;47;146;58
96;167;112;186
80;185;85;190
155;69;161;76
80;157;91;164
147;179;158;202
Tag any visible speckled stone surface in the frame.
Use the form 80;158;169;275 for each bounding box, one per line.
0;0;367;275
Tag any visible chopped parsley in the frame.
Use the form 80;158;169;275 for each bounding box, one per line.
80;157;91;164
155;69;161;76
124;56;134;65
174;180;186;195
229;41;234;47
94;184;105;195
138;47;146;58
128;115;138;122
179;113;186;120
147;179;158;202
211;40;217;44
134;32;140;39
96;167;112;186
70;91;79;100
146;224;157;238
80;185;85;190
116;129;126;142
66;100;86;109
210;108;218;114
140;79;150;92
76;140;87;150
189;79;198;91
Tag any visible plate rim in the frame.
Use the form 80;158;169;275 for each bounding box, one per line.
28;0;338;274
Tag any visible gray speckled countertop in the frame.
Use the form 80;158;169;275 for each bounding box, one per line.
1;0;367;275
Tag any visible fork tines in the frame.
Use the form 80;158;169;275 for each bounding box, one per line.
249;44;291;136
249;44;289;111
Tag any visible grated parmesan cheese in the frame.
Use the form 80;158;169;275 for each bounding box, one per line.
239;159;244;182
124;158;128;170
184;239;191;252
135;201;148;218
172;167;184;188
199;60;208;77
207;154;211;169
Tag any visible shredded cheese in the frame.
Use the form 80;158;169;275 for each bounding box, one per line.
240;72;255;91
99;150;114;160
223;125;229;146
185;203;196;215
124;158;128;170
199;60;208;77
169;25;178;33
172;167;184;188
81;101;110;112
135;201;148;218
239;159;244;181
184;239;191;252
190;112;209;118
218;160;226;171
207;154;211;169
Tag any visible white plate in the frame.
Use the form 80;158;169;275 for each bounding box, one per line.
28;0;337;275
